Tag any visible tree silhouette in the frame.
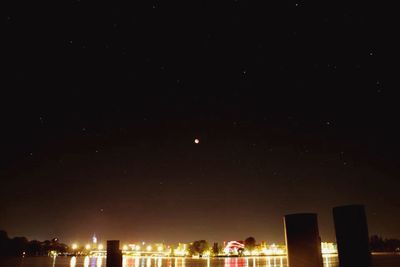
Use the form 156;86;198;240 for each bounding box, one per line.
244;237;256;251
0;230;69;256
188;240;209;256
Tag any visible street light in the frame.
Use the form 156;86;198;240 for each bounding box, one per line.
85;244;91;250
72;244;78;250
146;245;152;252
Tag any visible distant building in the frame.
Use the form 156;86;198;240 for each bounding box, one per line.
321;242;337;254
174;243;188;256
223;241;245;255
92;233;97;244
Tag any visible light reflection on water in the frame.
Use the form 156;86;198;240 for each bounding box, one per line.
66;256;338;267
70;256;77;267
5;254;400;267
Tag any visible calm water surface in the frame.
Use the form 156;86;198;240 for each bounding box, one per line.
1;255;399;267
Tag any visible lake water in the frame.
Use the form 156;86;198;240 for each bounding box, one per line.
0;255;399;267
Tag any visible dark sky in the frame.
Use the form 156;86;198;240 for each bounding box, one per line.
1;1;398;245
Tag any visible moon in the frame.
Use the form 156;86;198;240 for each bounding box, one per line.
194;138;200;144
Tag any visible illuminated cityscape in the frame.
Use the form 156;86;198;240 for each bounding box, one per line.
66;235;337;257
44;237;340;267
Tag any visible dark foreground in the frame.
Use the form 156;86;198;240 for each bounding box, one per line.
0;254;399;267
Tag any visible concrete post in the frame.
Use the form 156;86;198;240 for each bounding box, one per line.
284;213;323;267
333;205;371;267
106;240;122;267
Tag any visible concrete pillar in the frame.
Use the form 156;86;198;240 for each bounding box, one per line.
106;240;122;267
333;205;371;267
284;213;323;267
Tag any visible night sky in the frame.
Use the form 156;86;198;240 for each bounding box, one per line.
2;1;398;245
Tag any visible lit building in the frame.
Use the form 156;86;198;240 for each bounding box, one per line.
174;243;188;256
259;243;286;256
92;233;97;250
321;242;337;254
223;241;245;255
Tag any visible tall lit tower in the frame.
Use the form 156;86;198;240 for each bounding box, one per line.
92;233;98;249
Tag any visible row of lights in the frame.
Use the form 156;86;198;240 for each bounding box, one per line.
122;245;165;252
71;244;104;250
70;242;336;255
71;244;164;252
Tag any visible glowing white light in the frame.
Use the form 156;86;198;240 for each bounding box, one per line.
49;251;57;257
194;139;200;144
72;244;78;250
84;256;90;267
70;257;77;267
321;242;337;254
85;244;91;250
146;245;152;251
98;244;104;250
